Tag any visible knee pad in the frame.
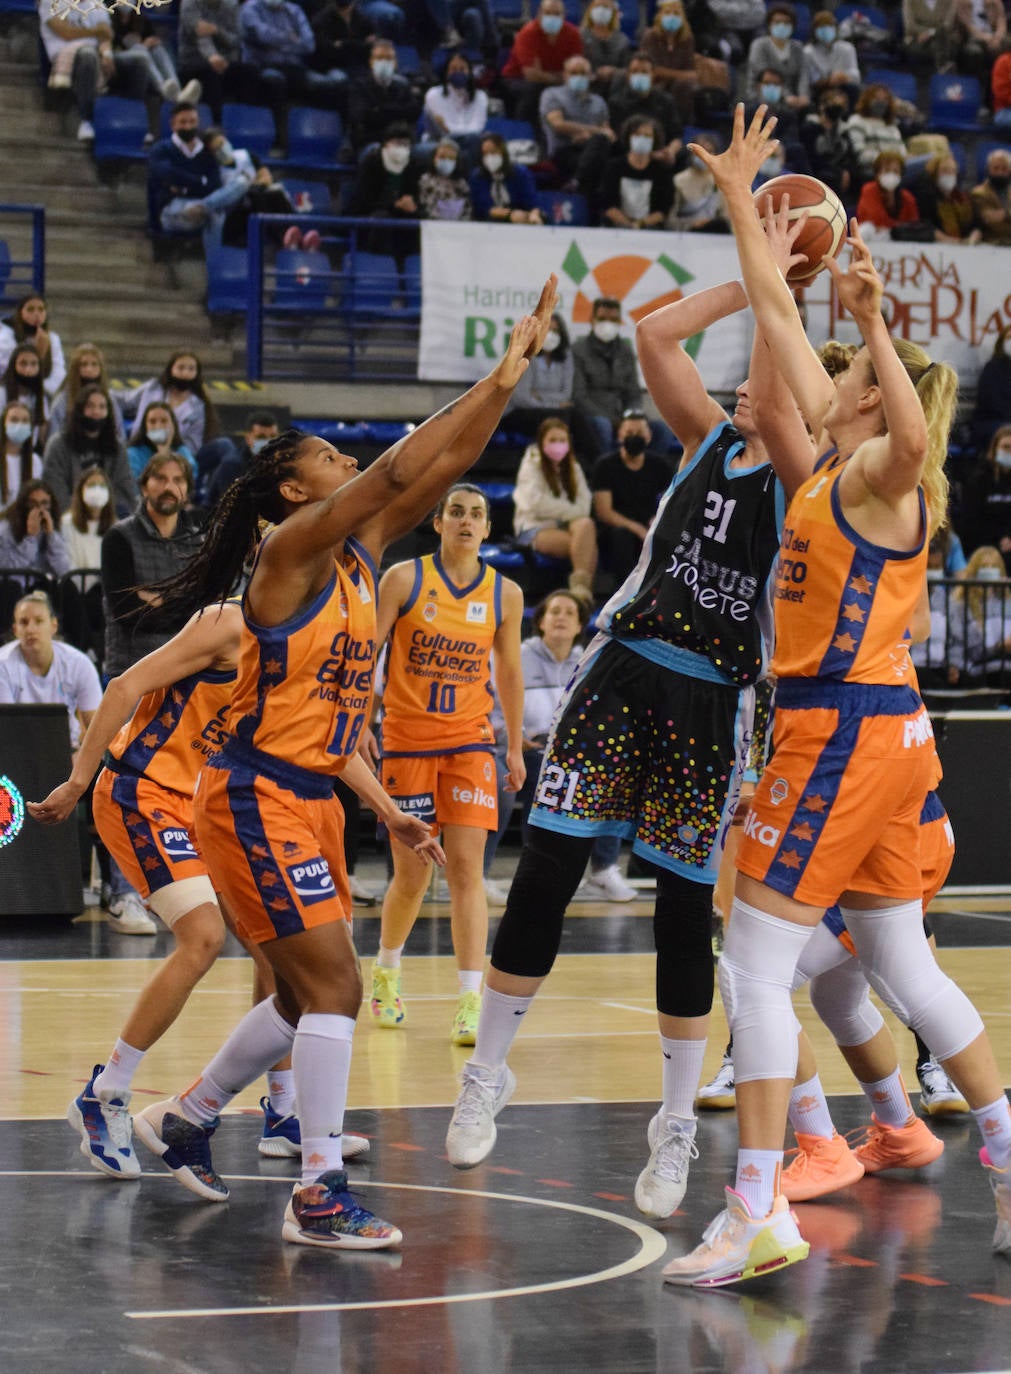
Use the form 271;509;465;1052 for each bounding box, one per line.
809;960;885;1047
841;903;985;1061
718;899;813;1082
654;869;714;1018
792;920;855;991
490;828;592;978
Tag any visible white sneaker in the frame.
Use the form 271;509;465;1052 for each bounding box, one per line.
583;864;636;902
916;1058;969;1116
76;120;95;141
696;1053;736;1110
634;1111;699;1218
446;1063;515;1169
348;873;378;906
160;77;181;101
105;892;157;936
178;78;203;104
662;1187;809;1288
483;876;510;906
982;1150;1011;1255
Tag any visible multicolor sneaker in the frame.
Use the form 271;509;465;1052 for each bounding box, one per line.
781;1130;864;1202
258;1098;371;1161
980;1148;1011;1256
634;1112;699;1218
662;1187;809;1288
446;1063;516;1169
696;1053;736;1110
281;1169;402;1249
451;990;482;1046
133;1098;229;1201
853;1113;944;1174
66;1065;141;1179
916;1059;969;1116
370;965;406;1028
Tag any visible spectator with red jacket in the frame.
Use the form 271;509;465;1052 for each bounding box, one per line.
856;150;920;239
502;0;583;125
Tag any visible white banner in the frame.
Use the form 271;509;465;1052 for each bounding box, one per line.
418;221;1010;392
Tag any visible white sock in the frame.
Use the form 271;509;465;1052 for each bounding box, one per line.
94;1039;145;1100
788;1073;836;1141
973;1094;1011;1170
660;1037;705;1121
267;1067;296;1117
179;996;296;1126
734;1148;782;1217
470;985;532;1073
859;1070;912;1128
377;944;403;969
458;969;483;994
294;1012;355;1187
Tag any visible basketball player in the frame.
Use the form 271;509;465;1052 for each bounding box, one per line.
663;107;1011;1287
368;483;526;1046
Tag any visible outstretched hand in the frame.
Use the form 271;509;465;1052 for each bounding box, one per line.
689;103;780;193
527;273;560;358
492;314;538;390
754;191;810;281
824;219;884;323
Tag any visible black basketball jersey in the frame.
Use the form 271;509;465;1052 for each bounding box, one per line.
597;421;785;686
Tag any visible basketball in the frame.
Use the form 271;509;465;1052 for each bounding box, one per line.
753;174;848;284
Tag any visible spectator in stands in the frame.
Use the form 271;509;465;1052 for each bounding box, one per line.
607;52;683;164
994;37;1011;125
110;5;202;111
349;122;422;256
49;344;126;447
902;0;959;73
43;387;136;518
238;0;347;123
802;10;861;104
504;311;579;437
203;411;280;506
572;297;643;458
449;0;500;55
61;469;115;577
599;116;674;228
0;295;66;402
422;53;488;162
916;152;981;243
962;423;1011;564
0;590;101;754
38;0;155;142
101;455;204;676
0;480;71;577
954;0;1006;78
418;138;473;221
148;102;251;252
203;127;297;248
1;402;42;508
640;1;697;116
667;131;728;230
540;53;615;190
856;151;921;238
971;146;1011;245
347;38;421;152
126;403;197;485
469;133;545;223
746;4;808;108
118;349;220;460
971;326;1011;448
302;0;375;84
947;544;1011;683
591;410;671;583
744;65;802;143
581;0;630;92
707;0;766;65
846;82;907;177
800;87;857;199
0;345;49;450
177;0;245;120
502;0;584;126
513;417;598;604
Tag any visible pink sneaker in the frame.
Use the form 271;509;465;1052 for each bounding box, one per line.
283;225;303;250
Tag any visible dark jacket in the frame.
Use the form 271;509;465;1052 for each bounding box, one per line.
347;72;420;152
469;163;539;221
148;137;221;215
571;333;642;428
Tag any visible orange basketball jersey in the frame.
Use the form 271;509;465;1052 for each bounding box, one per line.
772;457;928;685
382;553;501;755
226;537;377;775
108;667;236;797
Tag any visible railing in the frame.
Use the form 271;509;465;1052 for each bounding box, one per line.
246;214;421;383
0;204;45;306
913;575;1011;702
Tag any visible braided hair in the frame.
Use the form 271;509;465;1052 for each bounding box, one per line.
153;427;307;617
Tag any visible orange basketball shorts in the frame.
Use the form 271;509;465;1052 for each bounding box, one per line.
93;766;206;899
380;748;498;834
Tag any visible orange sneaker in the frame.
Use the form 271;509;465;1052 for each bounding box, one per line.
782;1130;865;1202
853;1114;944;1174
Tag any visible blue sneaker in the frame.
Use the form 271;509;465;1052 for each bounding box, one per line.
258;1097;372;1161
133;1097;229;1202
67;1065;140;1179
282;1169;402;1249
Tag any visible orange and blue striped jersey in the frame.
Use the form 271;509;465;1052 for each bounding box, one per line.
382;553;501;755
227;537;377;777
772;455;928;685
108;667;236;797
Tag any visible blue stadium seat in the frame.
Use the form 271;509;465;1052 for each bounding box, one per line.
93;96;148;162
368;421;412;444
0;241;11;300
488;0;523;15
284;107;344;170
788;1;810;41
535;189;589;226
403;254;421;315
282;179;332;215
928;74;984;133
206;246;249;314
221;103;276;157
485;116;539;144
394;44;421;74
272;248;332;312
482;544;526;574
0;0;38;12
865;67;917;105
617;0;640;39
342;249;402;316
309;420;373;445
159;100;213;138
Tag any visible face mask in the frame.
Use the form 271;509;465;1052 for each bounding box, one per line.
382;144;411;174
214;140;234;164
371;58;395;82
878;171;901;192
448;70;469;89
630;134;654;156
176;127;198;144
760;156;784;178
593;320;619;343
82;420;102;436
543;439;569;462
540;12;563;34
976;567;1003;581
83;484;109;510
996;448;1011;469
435;157;457;177
761;84;782;105
590;4;612;22
660;12;682;30
770;21;792;38
869;99;889;118
628;71;652;93
989;173;1011;192
250;437;269;455
824;103;846;121
542;329;561;352
6;421;31;445
937;173;957;194
483;152;503;174
170;373;195;389
815;25;836;42
146;427;170;445
566;74;590;93
622;433;647;456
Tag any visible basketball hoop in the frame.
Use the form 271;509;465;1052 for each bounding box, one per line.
47;0;175;20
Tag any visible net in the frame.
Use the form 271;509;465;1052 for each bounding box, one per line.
47;0;175;19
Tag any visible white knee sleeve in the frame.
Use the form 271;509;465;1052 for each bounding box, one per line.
840;902;984;1061
809;959;885;1048
719;899;815;1083
792;920;854;991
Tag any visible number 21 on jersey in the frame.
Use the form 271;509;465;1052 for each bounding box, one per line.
536;763;581;812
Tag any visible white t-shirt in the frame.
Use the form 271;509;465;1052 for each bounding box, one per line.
0;639;102;748
3;445;43;502
38;0;108;60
